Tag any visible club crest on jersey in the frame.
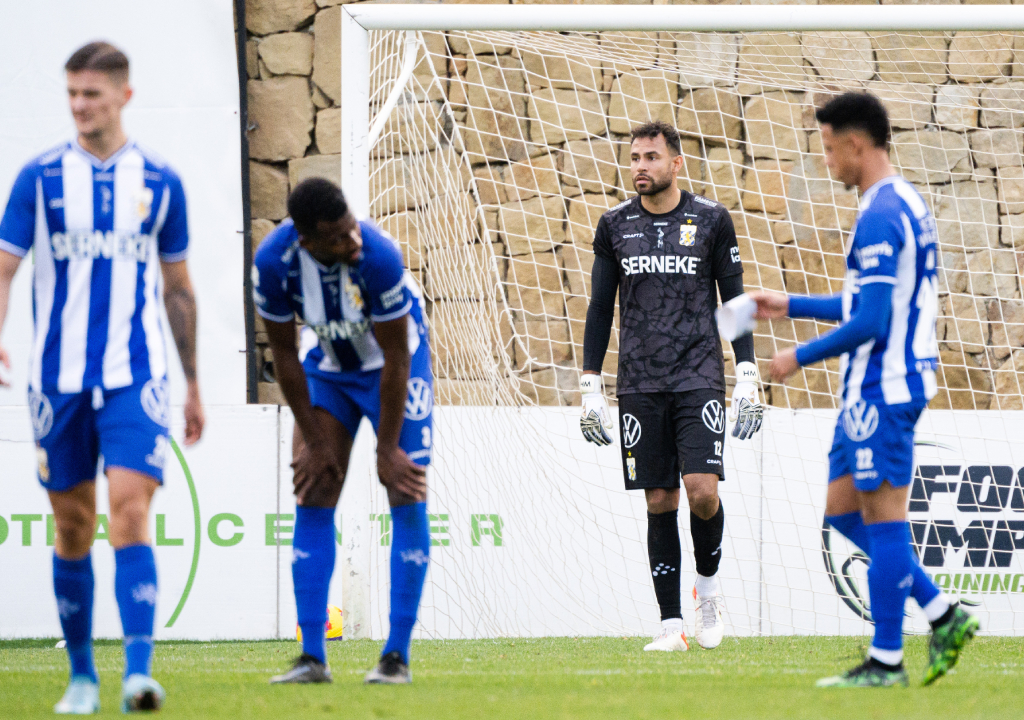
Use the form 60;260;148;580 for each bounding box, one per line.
702;400;725;434
343;276;364;312
136;187;154;221
680;222;697;247
843;399;879;441
621;414;642;448
404;377;433;421
28;391;54;440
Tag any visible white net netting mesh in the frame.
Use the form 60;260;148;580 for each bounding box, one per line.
361;29;1024;639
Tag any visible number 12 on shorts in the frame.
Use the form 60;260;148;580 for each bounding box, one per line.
855;447;873;470
714;440;722;457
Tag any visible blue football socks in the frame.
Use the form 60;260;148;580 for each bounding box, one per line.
865;521;915;661
382;502;430;664
114;544;158;678
827;511;941;610
292;505;336;664
53;553;98;682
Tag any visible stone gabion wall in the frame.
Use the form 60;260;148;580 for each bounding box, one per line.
244;0;1024;411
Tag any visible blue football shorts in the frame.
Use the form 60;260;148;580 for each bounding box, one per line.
828;397;927;492
30;378;172;492
305;344;433;467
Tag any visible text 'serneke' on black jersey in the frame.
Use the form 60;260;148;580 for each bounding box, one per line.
591;192;743;395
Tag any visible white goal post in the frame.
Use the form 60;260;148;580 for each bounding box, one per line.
337;5;1024;641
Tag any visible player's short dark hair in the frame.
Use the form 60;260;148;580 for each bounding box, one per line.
630;120;682;156
814;91;891;149
287;177;349;231
65;41;130;83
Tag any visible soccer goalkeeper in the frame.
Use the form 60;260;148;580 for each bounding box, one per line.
580;121;762;652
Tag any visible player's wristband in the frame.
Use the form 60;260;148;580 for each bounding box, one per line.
580;374;602;395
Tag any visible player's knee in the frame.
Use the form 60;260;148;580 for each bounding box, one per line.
644;488;679;514
53;509;94;555
687;487;719;520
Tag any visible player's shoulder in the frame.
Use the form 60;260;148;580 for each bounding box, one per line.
19;141;72;175
254;219;301;271
680;190;729;223
358;218;405;269
863;176;928;222
599;195;641;224
131;141;184;187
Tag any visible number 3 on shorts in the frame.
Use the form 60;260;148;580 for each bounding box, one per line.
855;447;873;470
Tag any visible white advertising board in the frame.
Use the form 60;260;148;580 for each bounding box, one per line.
1;406;1021;640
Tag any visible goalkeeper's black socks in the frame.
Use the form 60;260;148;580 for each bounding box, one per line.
691;500;724;578
647;510;682;621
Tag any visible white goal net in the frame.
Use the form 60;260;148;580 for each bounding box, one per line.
348;12;1024;640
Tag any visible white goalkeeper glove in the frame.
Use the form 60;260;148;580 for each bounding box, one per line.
579;374;613;446
729;361;764;441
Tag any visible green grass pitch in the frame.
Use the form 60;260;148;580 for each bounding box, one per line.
1;636;1021;719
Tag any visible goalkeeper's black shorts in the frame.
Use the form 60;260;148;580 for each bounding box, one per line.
617;388;726;490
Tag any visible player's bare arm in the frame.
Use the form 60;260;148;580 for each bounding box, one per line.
162;259;204;445
263;316;342;502
374;315;426;503
0;250;22;386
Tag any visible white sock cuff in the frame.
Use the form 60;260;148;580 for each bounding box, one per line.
922;593;951;623
661;617;683;633
695;573;719;598
868;645;903;667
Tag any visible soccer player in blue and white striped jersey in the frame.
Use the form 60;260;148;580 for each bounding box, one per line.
0;42;204;713
753;92;978;688
254;178;432;686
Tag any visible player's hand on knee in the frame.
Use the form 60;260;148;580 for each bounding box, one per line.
377;446;427;502
292;440;342;504
579;374;613;446
729;361;764;440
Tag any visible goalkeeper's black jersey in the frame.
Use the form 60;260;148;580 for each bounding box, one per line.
592;193;743;395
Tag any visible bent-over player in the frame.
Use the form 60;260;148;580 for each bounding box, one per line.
752;91;976;687
0;42;204;713
254;178;431;685
580;121;763;652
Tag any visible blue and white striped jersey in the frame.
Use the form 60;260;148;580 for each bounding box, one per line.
252;218;428;377
0;140;188;394
840;175;939;408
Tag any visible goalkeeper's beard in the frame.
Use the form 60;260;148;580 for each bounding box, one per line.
634;172;675;197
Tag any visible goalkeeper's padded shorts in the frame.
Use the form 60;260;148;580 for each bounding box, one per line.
617;388;726;490
828;398;926;492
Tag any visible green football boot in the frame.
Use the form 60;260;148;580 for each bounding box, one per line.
816;658;909;688
923;605;980;686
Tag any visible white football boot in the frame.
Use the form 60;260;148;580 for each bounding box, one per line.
120;674;165;713
693;586;725;649
643;625;690;652
53;676;100;714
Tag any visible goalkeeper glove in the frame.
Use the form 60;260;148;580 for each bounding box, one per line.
729;361;764;441
579;374;613;446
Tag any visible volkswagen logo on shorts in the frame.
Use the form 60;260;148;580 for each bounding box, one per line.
621;413;642;448
843;399;879;441
404;377;433;421
140;378;171;428
702;400;725;433
28;391;53;440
